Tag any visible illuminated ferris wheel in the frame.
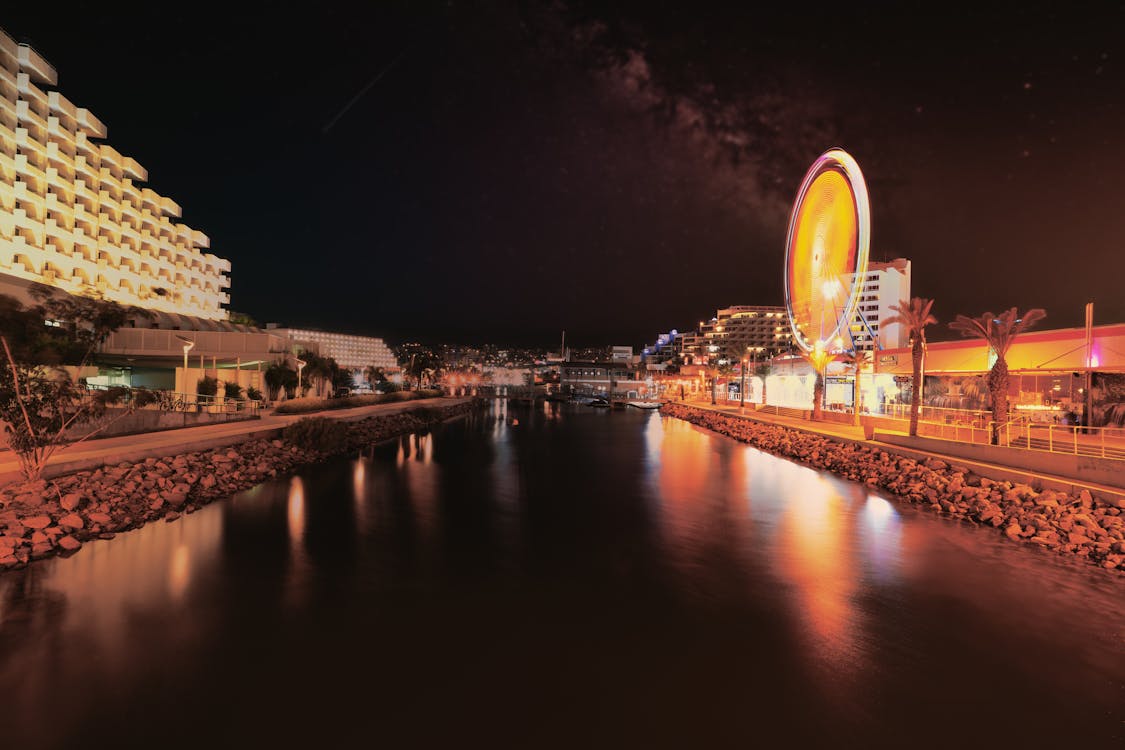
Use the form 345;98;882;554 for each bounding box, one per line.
783;148;871;353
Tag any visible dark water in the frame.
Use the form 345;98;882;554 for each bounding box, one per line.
1;402;1122;748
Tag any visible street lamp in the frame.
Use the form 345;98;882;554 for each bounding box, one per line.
295;357;306;398
176;336;195;390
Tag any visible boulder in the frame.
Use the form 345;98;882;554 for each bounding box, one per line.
57;535;81;552
60;493;84;511
13;492;44;508
20;515;52;531
1004;523;1023;541
87;512;112;525
58;513;84;531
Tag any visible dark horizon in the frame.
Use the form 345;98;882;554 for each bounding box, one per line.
5;2;1124;347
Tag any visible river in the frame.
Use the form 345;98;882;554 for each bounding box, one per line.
1;402;1122;748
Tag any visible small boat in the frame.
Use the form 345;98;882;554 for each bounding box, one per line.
588;397;610;408
569;395;596;405
626;400;661;410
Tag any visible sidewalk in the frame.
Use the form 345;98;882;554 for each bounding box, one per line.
0;397;465;485
677;399;1125;505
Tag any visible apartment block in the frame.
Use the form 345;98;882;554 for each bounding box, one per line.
0;29;231;321
846;258;911;351
268;326;397;370
689;305;794;364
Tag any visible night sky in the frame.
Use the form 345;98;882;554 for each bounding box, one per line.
5;2;1125;346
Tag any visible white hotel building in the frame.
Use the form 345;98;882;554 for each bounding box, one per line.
0;28;231;322
267;326;397;371
846;257;912;352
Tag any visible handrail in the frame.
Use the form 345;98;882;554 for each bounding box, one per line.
82;384;262;415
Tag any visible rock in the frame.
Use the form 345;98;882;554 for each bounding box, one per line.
20;515;52;531
1067;531;1091;546
163;490;188;508
30;531;49;545
87;512;112;525
14;492;44;507
164;511;181;522
30;542;53;559
200;474;217;490
1079;489;1093;507
149;498;164;511
60;493;84;511
1004;523;1023;541
58;513;84;531
57;535;81;552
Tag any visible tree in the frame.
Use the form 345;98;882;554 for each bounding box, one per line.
364;365;388;389
802;346;834;421
949;307;1046;444
882;297;938;437
264;362;297;401
1;337;135;481
837;349;871;425
28;283;150;366
753;360;772;407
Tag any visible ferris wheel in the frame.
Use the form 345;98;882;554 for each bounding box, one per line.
783;148;871;354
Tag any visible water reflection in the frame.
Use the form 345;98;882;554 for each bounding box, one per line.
0;406;1122;748
287;476;306;554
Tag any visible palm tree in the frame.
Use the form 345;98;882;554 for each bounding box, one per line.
882;297;938;437
837;349;871;426
949;307;1046;444
804;346;833;421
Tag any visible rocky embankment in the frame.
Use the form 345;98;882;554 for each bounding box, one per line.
0;400;480;570
663;403;1125;572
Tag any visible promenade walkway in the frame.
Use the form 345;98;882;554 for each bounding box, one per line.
676;398;1125;505
0;397;464;485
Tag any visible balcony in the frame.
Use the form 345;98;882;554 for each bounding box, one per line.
141;189;160;212
15;99;48;133
17;43;57;85
122;156;146;181
47;91;77;120
192;229;210;249
47;116;76;149
76;108;106;138
74;132;100;162
160;196;182;218
121;179;142;207
16;72;49;112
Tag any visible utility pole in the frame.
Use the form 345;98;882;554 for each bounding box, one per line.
1085;301;1094;434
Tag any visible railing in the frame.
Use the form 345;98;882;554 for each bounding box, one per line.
875;402;991;425
83;385;262;416
914;415;1125;459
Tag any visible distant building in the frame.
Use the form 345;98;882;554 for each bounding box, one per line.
846;257;911;351
559;361;642;395
679;305;793;365
0;29;231;321
267;326;396;370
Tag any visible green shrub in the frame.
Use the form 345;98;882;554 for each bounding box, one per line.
282;416;349;453
197;376;219;397
246;386;263;401
273;389;444;415
223;381;243;400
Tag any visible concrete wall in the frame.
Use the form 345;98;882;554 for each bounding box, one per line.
0;407;258;449
875;431;1125;490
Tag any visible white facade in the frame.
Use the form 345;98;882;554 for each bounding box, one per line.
847;258;911;351
270;327;396;370
0;29;231;320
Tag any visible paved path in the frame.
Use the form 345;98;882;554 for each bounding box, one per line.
676;399;1125;505
0;398;465;485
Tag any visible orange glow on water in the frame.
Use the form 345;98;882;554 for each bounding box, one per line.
287;477;305;551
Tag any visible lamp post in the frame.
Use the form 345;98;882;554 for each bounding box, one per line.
176;336;195;392
295;357;306;398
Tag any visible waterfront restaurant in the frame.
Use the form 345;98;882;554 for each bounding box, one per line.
714;322;1125;427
